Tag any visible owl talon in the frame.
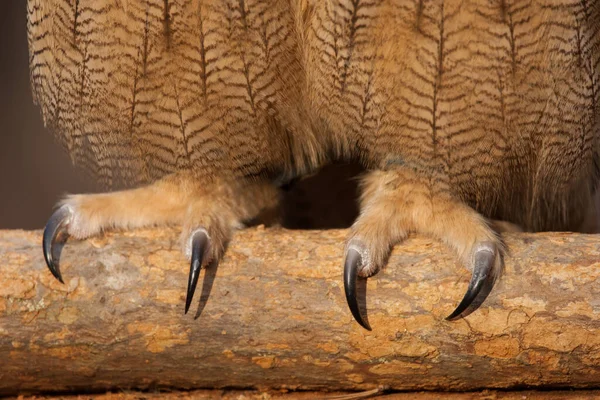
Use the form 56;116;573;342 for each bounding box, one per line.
446;245;497;321
344;248;371;331
42;205;73;284
185;230;209;314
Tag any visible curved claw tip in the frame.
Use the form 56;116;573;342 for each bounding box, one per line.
42;205;72;284
344;248;372;331
184;230;209;314
446;249;496;321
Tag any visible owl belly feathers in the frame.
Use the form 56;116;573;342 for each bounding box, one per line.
305;1;599;233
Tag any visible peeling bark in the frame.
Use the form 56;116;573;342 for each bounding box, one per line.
0;228;599;395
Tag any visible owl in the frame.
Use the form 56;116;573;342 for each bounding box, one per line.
29;0;600;330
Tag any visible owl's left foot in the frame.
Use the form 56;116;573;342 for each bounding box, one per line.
343;169;503;330
43;204;216;313
42;172;279;314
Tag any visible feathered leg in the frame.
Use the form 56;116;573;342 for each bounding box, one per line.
343;169;503;330
43;171;279;312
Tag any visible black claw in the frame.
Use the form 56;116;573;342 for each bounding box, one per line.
446;249;497;321
42;205;72;284
344;248;372;331
185;230;209;314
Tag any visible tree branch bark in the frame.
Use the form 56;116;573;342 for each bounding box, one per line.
1;228;599;395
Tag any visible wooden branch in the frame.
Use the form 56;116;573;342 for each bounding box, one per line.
12;389;600;400
1;228;599;395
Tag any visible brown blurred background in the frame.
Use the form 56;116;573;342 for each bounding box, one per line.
0;1;359;230
0;1;97;229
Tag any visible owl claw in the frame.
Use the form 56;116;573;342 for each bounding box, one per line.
446;246;497;321
42;205;72;284
344;248;372;331
184;230;209;314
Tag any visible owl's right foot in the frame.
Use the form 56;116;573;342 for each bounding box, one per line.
343;169;503;330
42;173;279;314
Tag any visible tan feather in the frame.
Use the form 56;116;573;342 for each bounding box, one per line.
29;0;600;230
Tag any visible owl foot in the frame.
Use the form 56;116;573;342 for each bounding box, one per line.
43;176;192;285
42;173;280;315
42;204;221;315
343;170;503;330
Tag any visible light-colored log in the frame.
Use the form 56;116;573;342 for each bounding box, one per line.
0;228;599;395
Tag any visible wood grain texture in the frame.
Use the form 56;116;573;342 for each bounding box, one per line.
1;228;599;395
